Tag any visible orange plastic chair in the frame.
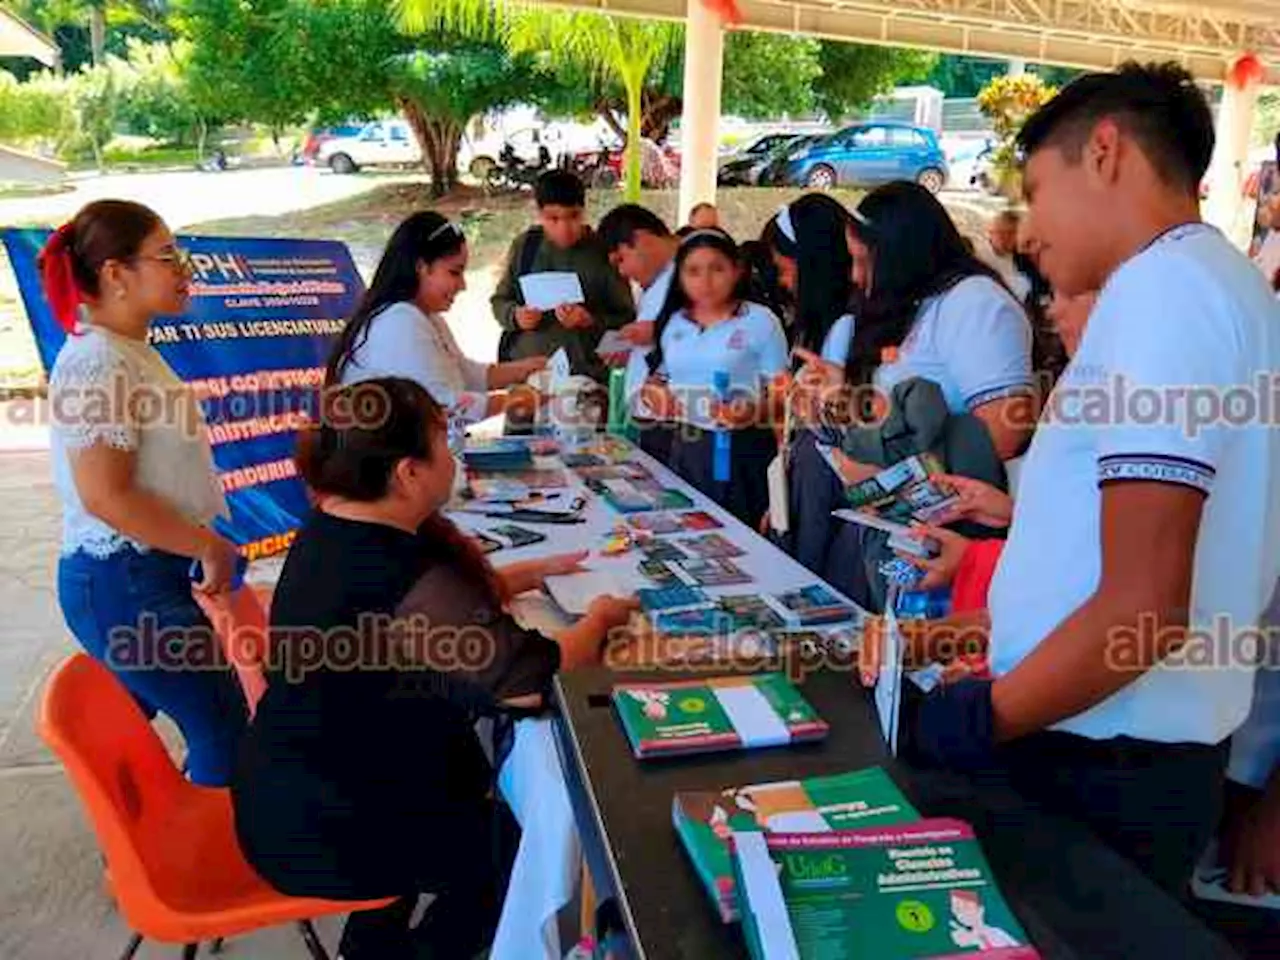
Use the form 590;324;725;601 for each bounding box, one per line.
37;654;395;960
193;585;273;716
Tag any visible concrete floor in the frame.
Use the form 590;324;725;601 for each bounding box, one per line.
0;450;349;959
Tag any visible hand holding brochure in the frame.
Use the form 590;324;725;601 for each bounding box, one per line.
518;271;585;311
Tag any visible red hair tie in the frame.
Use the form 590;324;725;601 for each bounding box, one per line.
37;222;83;334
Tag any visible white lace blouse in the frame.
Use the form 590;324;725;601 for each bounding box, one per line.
49;327;228;558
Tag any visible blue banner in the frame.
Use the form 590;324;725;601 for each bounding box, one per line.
2;229;364;561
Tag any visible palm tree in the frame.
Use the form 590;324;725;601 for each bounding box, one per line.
395;0;677;200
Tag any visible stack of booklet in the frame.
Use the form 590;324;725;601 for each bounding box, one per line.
612;673;829;759
672;767;918;922
732;819;1040;959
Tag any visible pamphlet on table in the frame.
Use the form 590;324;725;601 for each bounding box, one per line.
612;673;828;759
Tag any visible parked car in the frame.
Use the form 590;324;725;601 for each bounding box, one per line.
316;120;421;174
756;135;823;187
294;122;365;166
776;122;948;192
718;133;804;186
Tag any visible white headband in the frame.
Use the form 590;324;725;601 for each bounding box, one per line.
680;227;728;245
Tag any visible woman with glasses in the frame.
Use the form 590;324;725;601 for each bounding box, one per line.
327;211;546;431
41;199;247;786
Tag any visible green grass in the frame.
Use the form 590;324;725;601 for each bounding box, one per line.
68;145;202;172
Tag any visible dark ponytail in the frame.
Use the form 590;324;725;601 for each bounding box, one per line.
325;211;466;384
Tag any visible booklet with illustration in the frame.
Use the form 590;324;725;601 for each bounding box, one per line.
733;819;1040;960
835;453;960;525
679;533;747;559
638;582;714;614
673;767;918;922
627;510;724;534
588;476;695;514
461;438;533;472
613;673;828;759
767;584;859;627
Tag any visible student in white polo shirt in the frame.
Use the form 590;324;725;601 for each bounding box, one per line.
640;228;789;524
597;204;678;464
902;62;1280;896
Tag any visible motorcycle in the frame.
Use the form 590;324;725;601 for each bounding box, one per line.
485;143;552;191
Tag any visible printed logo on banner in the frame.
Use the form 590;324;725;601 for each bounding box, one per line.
2;229;366;561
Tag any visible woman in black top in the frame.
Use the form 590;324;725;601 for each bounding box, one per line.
232;377;635;960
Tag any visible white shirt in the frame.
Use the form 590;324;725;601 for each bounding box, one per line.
988;224;1280;744
341;301;490;423
875;275;1033;414
625;260;676;420
655;301;789;430
50;327;227;558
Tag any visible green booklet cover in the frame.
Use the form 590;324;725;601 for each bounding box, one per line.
733;819;1040;960
612;673;828;759
672;767;918;923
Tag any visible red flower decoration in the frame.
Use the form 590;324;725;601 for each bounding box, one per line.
1227;53;1266;90
701;0;741;26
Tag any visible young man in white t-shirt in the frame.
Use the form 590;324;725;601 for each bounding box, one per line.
597;204;680;463
904;62;1280;895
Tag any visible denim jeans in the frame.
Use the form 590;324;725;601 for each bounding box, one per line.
57;547;248;786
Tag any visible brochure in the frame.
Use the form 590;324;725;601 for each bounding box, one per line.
627;510;724;535
679;533;747;559
673;767;918;922
838;453;960;525
767;584;858;627
613;672;828;759
734;820;1040;959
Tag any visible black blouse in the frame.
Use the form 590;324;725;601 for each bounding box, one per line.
231;511;559;899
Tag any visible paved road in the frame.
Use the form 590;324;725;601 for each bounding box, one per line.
0;164;418;230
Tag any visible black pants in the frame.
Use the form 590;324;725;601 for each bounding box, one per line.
978;730;1229;899
636;420;675;467
669;425;776;528
336;799;520;960
781;431;875;610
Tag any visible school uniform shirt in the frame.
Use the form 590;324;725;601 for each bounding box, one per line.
875;275;1033;415
340;301;489;423
653;301;789;431
987;223;1280;745
821;313;855;366
625;259;677;420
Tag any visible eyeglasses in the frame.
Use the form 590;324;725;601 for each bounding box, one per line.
136;247;195;274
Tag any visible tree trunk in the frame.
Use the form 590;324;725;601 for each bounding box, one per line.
641;92;682;144
89;3;106;67
596;99;626;144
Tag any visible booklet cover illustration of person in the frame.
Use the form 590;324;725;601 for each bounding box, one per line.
949;889;1021;950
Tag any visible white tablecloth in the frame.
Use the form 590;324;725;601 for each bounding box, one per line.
449;437;865;960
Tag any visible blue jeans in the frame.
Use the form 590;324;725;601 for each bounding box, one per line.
57;547;248;786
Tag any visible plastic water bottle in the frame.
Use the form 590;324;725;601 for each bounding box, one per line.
712;369;731;483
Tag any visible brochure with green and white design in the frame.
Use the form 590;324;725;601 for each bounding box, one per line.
733;819;1040;959
673;767;918;922
613;673;828;759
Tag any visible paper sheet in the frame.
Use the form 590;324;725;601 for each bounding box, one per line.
548;347;571;394
595;329;632;357
519;271;585;311
544;569;626;617
875;605;904;756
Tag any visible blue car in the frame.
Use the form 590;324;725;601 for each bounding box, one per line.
778;122;949;193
